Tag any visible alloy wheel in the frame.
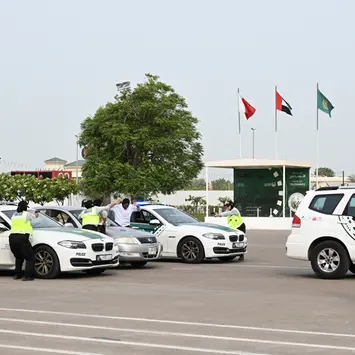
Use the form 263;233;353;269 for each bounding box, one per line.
34;250;54;276
182;240;200;261
317;248;340;273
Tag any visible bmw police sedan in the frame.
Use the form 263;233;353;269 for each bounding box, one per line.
0;205;119;279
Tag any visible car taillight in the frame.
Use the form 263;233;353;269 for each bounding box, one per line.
292;215;301;228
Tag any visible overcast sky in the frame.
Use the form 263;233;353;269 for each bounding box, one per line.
0;0;353;177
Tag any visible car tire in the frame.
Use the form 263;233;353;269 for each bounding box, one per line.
33;245;60;279
85;268;106;275
310;240;350;279
130;261;148;268
179;237;205;264
218;255;238;262
348;264;355;274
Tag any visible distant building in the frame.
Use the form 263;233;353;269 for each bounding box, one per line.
44;157;85;180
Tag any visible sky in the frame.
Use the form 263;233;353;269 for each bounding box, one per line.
0;0;353;177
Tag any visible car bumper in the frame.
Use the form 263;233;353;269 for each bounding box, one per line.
117;243;163;262
58;245;120;271
204;237;248;258
286;233;309;261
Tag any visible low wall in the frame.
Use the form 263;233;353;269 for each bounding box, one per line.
205;217;292;230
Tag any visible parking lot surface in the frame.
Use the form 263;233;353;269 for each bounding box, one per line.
1;230;355;354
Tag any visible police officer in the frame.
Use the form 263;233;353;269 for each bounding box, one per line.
94;199;107;234
79;199;119;231
215;201;246;260
9;200;39;281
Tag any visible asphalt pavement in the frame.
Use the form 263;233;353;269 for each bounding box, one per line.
0;230;355;354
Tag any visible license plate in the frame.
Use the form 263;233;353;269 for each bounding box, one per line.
97;254;112;261
148;247;157;255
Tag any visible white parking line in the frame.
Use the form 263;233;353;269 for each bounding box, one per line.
0;317;355;351
0;307;352;339
0;327;354;352
0;344;102;355
0;329;267;355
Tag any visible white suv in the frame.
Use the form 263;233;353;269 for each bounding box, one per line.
286;186;355;279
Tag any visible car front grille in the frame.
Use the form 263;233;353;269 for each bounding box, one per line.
229;235;244;242
105;242;113;251
92;243;104;252
136;237;157;244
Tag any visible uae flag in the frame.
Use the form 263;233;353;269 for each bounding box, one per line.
239;95;256;120
276;91;292;116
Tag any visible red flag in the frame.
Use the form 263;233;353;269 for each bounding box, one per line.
239;96;256;120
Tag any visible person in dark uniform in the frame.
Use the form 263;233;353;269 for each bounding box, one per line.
94;199;107;234
9;200;39;281
79;199;119;231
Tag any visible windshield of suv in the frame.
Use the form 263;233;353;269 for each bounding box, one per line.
153;208;198;225
2;209;62;229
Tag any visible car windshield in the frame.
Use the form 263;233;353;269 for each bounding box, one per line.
2;209;62;229
153;208;198;225
70;209;83;219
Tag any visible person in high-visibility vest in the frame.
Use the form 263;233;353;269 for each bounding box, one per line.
94;199;108;234
78;199;119;231
215;201;246;260
9;200;39;281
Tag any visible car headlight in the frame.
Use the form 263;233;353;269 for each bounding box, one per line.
115;237;139;244
202;233;225;240
58;240;86;249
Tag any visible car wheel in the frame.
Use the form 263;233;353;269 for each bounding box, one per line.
130;261;148;268
179;237;205;264
33;245;60;279
310;240;350;279
85;268;106;275
218;255;238;262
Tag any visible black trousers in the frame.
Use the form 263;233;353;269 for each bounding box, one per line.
97;224;106;234
82;224;98;231
9;233;35;278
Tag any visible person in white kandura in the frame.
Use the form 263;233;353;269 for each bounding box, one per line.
111;198;140;227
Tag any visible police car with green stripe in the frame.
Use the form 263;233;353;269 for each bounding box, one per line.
0;205;119;279
126;204;247;263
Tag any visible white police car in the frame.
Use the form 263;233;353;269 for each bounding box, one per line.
0;205;119;279
286;186;355;279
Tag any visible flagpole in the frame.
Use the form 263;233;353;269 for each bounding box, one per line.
275;85;278;159
237;88;242;158
316;82;319;189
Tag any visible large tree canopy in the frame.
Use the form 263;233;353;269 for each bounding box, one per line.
79;74;204;197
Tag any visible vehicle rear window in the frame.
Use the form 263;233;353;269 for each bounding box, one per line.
309;194;343;215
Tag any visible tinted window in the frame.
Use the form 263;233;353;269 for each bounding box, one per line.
309;194;343;215
153;208;197;225
343;194;355;216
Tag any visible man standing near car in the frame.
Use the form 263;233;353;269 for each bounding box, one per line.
9;200;39;281
94;199;108;234
111;198;140;227
215;201;246;260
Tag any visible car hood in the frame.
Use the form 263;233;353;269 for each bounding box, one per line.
175;223;243;234
34;227;112;241
106;226;154;238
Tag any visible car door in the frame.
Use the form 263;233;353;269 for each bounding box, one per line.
130;210;157;233
338;193;355;245
0;217;14;267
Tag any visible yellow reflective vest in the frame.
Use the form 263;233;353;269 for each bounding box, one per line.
82;207;100;226
10;212;33;234
227;211;243;230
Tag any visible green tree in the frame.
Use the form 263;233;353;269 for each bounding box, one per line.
50;176;79;205
316;167;335;177
211;178;233;190
79;74;203;197
185;195;206;213
184;178;206;190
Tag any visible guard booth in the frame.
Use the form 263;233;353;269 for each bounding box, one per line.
205;159;312;218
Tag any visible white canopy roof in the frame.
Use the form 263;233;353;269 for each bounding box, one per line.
205;159;312;169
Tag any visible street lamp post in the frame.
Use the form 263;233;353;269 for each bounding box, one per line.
75;134;79;184
251;128;256;159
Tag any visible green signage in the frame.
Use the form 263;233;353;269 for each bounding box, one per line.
233;168;310;217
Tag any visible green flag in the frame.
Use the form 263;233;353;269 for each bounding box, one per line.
317;89;334;117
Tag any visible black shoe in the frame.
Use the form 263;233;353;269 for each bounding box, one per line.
13;275;22;280
22;276;34;281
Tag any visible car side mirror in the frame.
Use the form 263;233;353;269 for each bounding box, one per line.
64;222;74;228
0;223;9;232
149;219;160;226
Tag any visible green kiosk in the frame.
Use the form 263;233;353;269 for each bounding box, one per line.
205;159;312;218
